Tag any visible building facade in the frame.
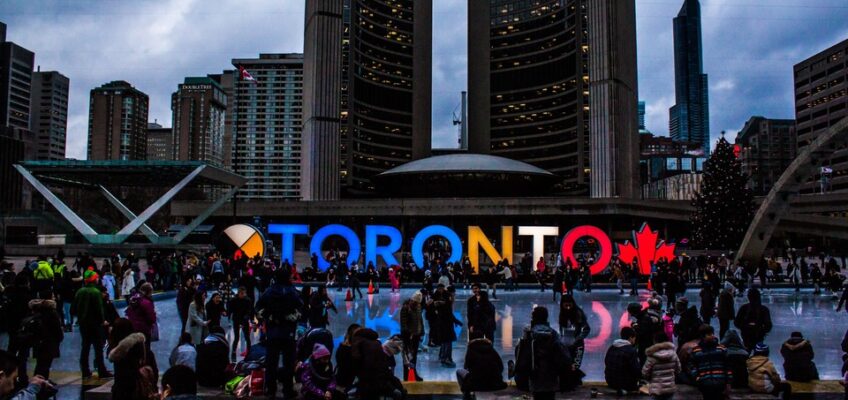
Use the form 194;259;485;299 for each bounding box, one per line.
301;0;343;200
30;70;69;160
171;77;226;166
735;117;796;196
209;71;235;169
639;132;705;195
146;122;173;161
231;54;303;200
669;0;710;155
337;0;433;196
468;0;638;197
0;37;34;131
87;81;149;161
794;38;848;193
642;172;702;201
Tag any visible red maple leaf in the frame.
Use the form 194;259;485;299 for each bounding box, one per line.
616;223;676;275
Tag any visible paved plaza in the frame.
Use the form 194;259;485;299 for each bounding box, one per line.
3;286;846;399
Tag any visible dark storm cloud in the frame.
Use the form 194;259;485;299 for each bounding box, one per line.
1;0;846;158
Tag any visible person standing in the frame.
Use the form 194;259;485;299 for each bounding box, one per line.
71;269;112;378
205;292;226;330
552;265;564;301
28;294;64;381
400;291;424;381
734;289;772;351
432;286;462;367
699;282;716;326
514;306;568;400
228;286;254;361
125;282;157;345
176;277;196;332
256;268;303;398
468;291;495;341
185;292;209;346
535;257;547;292
716;283;736;339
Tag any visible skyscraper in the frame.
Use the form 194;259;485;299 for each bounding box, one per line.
87;80;149;161
794;38;848;193
231;54;303;200
301;0;343;200
171;77;226;166
468;0;638;196
338;0;433;196
0;36;34;131
209;70;235;169
146;122;173;161
735;116;796;195
670;0;710;155
30;70;69;160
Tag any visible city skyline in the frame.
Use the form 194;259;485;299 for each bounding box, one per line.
0;0;846;160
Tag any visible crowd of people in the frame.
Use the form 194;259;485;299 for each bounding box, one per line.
0;247;845;400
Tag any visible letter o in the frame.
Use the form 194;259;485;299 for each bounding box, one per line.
560;225;612;276
309;224;361;271
411;225;463;267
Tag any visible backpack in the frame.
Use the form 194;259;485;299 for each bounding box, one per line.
16;313;44;348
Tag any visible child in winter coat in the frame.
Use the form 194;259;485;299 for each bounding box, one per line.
642;332;681;400
297;344;344;400
747;343;791;398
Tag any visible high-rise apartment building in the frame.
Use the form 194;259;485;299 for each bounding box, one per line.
0;36;34;131
30;70;69;160
231;54;303;200
146;122;173;161
735;116;796;196
468;0;638;196
794;38;848;193
209;71;235;169
87;81;149;161
670;0;710;155
301;0;343;200
638;101;646;131
171;77;226;166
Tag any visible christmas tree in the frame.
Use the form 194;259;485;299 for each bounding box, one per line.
691;134;754;250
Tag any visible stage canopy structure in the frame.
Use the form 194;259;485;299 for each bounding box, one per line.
15;160;247;245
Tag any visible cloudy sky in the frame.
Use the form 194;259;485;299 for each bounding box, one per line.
1;0;847;160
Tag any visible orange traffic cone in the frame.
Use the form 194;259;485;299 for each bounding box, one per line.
646;279;653;291
368;280;375;295
345;289;353;301
406;366;416;382
562;282;567;294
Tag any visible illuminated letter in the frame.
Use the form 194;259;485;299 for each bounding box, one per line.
517;226;559;267
365;225;402;267
560;225;613;275
411;225;463;267
309;224;361;271
468;226;513;273
268;224;309;265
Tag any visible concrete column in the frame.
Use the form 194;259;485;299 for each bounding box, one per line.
467;0;490;154
412;0;433;160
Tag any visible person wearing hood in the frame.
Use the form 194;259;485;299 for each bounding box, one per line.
603;327;641;395
643;332;681;400
457;337;507;400
716;282;736;339
468;290;496;341
674;297;703;347
720;329;749;388
108;318;156;400
780;331;819;382
699;282;716;325
121;268;135;300
71;269;112;379
28;294;64;381
734;288;772;351
297;344;344;400
747;343;791;398
513;306;569;400
196;326;233;388
125;282;157;345
690;325;732;400
629;301;662;365
400;292;424;381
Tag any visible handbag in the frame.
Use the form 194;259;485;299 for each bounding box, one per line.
249;368;265;396
150;322;160;342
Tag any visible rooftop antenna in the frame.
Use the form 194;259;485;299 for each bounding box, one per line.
452;91;468;150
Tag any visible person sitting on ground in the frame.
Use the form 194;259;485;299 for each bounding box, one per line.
169;332;197;369
721;329;749;388
676;336;701;385
514;306;569;400
334;323;360;389
690;325;732;400
196;326;233;388
457;337;507;400
382;335;407;376
0;349;55;400
747;342;791;399
161;364;199;400
604;327;642;395
642;332;681;400
351;327;406;400
296;326;335;366
297;344;346;400
780;331;819;382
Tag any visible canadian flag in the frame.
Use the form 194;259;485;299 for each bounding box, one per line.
238;66;257;82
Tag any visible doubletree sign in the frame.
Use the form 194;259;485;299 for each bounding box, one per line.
266;222;675;275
